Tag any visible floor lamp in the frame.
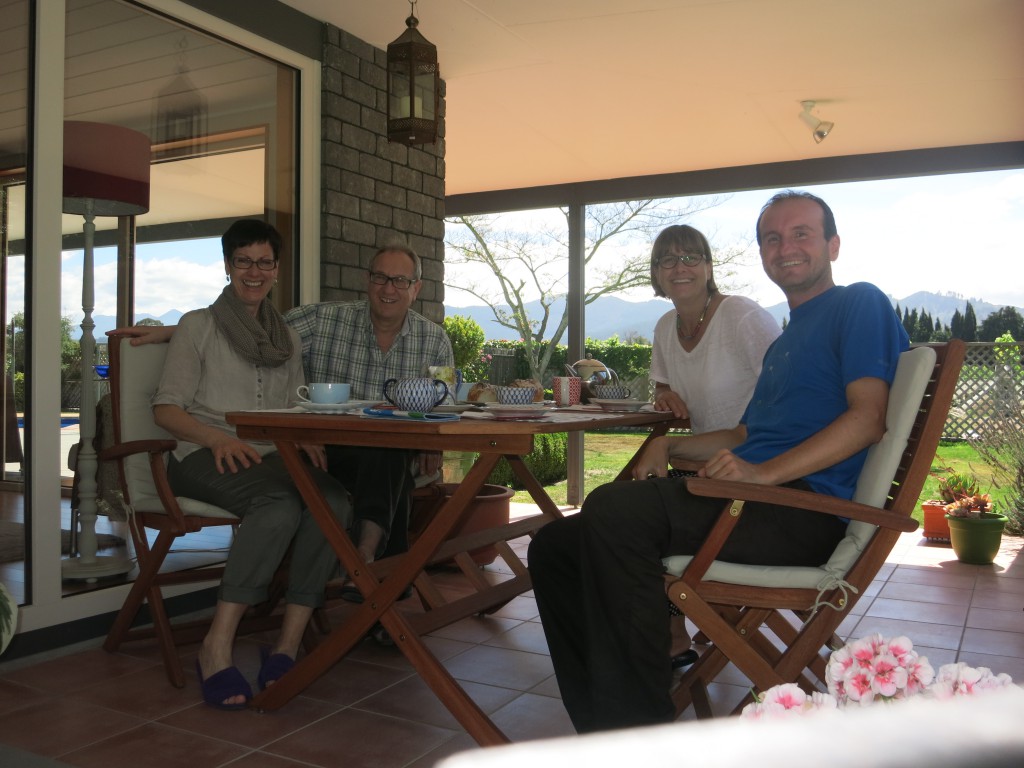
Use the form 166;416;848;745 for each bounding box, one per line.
61;121;150;580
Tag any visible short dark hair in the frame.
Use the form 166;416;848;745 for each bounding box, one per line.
221;219;283;261
372;242;422;281
649;224;717;298
755;190;838;246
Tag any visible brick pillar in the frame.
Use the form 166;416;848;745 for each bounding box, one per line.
319;25;447;324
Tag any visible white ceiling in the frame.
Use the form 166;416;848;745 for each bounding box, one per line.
283;0;1024;196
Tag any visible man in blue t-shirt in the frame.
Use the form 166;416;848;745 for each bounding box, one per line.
529;190;910;734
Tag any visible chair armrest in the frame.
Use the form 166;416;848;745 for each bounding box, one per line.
684;477;918;532
100;438;177;462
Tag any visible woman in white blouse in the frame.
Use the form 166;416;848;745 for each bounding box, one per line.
647;224;780;665
649;225;781;431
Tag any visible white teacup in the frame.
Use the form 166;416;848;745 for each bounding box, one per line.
297;382;351;404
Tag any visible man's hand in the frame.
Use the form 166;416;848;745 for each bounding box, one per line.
632;436;672;479
124;325;176;345
418;450;443;478
700;449;770;484
299;443;328;470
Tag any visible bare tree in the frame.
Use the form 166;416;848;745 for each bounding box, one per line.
444;198;751;380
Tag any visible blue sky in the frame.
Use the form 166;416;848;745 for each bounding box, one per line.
48;168;1024;325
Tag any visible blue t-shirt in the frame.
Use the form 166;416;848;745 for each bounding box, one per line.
733;283;910;499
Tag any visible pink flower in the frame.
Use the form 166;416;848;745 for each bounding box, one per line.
751;636;1011;719
929;662;1014;699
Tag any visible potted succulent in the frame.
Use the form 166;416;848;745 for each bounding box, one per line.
921;470;976;543
942;477;1007;564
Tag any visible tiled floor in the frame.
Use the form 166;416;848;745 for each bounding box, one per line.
0;506;1022;768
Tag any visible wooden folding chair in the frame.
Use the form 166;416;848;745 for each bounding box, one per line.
663;340;965;717
100;330;243;687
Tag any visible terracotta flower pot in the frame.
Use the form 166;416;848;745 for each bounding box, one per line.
921;500;951;543
946;513;1008;564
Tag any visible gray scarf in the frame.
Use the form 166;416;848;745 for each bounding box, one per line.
210;283;292;368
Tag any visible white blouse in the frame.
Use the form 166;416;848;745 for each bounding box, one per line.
649;295;781;434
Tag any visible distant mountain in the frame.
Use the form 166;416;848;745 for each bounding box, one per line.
447;291;1022;341
75;292;1019;343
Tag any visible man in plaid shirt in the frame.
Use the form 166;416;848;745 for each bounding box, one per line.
286;244;454;580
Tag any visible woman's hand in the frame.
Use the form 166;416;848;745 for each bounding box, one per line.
208;433;263;474
653;387;689;419
299;443;328;470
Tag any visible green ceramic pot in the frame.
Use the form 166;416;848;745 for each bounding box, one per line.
945;513;1008;564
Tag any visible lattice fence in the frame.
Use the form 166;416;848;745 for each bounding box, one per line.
944;342;1024;440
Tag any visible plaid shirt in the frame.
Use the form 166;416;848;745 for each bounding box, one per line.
285;301;454;401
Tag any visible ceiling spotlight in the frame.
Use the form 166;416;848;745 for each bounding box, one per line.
799;100;834;144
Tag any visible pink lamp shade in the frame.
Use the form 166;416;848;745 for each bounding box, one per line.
63;121;151;216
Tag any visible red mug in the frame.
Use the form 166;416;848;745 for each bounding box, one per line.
552;376;582;406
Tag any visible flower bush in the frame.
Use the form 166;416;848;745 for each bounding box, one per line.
742;634;1013;718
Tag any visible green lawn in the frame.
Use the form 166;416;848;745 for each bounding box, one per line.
512;434;1009;527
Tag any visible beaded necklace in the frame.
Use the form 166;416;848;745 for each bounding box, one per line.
676;293;713;340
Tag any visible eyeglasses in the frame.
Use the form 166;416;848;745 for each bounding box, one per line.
369;271;417;290
655;252;706;269
230;255;277;271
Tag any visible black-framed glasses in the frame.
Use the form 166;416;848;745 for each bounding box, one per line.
369;271;417;290
230;255;278;271
655;252;706;269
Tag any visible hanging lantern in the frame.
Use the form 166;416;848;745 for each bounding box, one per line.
387;1;440;145
151;35;209;159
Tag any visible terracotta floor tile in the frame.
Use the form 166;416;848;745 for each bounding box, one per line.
887;566;977;590
961;627;1024;659
866;596;969;625
357;673;522;730
968;606;1024;633
60;722;249;768
851;616;966;650
160;694;343;749
876;580;973;606
428;615;524;644
300;657;413;706
443;645;554;690
0;696;145;758
0;647;157;695
489;692;576;742
262;707;455;768
483;619;550;655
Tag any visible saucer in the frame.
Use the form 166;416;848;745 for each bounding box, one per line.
485;405;550;420
298;400;375;413
590;398;647;413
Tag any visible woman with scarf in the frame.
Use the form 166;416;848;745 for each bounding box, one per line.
153;219;352;710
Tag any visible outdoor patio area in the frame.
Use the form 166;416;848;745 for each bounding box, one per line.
0;503;1022;768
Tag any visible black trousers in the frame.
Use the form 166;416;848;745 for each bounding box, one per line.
326;445;414;558
527;477;847;733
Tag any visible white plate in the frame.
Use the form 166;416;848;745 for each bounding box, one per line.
590;398;647;412
298;400;377;413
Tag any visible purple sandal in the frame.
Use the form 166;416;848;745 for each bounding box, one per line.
258;651;296;691
196;660;252;710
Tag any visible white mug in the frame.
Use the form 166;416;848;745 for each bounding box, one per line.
297;382;351;404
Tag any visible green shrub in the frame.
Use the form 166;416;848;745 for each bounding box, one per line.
443;315;487;380
486;432;568;489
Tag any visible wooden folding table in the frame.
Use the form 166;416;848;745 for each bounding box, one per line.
227;406;683;744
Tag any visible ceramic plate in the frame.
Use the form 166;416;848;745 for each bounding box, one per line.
298;400;376;413
485;405;550;420
590;398;647;413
